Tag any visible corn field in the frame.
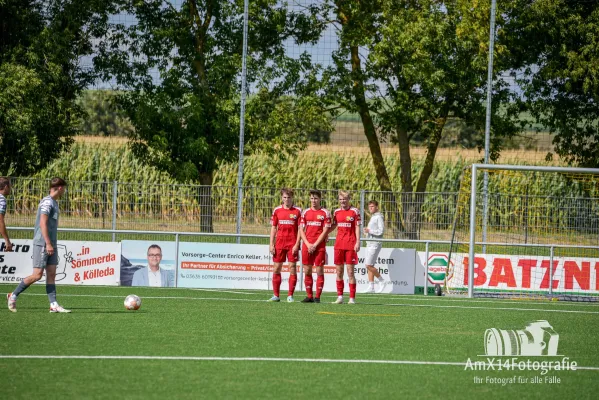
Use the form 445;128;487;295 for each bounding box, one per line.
4;143;598;242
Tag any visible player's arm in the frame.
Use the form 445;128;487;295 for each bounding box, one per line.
0;213;13;251
313;225;330;248
269;225;277;255
298;224;310;247
40;213;55;255
354;213;361;252
292;222;301;256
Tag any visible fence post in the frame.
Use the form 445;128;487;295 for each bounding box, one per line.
424;241;429;296
112;180;117;242
175;233;180;288
359;190;365;236
549;245;554;296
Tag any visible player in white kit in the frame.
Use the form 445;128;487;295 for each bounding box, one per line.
363;200;388;293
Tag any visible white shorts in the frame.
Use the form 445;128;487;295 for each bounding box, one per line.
364;244;382;266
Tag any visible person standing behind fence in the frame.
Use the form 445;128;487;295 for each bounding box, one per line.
0;177;14;253
330;190;361;304
268;188;301;302
7;177;70;313
298;190;331;303
363;200;388;293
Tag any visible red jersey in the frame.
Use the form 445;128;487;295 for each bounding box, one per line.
300;207;332;249
271;205;302;249
333;207;361;250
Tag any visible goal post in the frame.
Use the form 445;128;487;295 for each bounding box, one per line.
447;164;599;300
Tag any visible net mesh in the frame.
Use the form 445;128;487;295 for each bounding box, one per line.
447;165;599;301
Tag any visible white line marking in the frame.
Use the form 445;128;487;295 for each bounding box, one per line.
362;294;599;307
0;355;597;370
4;293;599;314
189;289;258;295
381;302;599;314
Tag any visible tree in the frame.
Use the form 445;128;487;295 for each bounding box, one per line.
0;0;116;176
94;0;326;231
77;90;134;136
505;0;599;167
317;0;523;238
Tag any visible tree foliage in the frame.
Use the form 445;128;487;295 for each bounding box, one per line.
0;0;115;176
505;0;599;167
77;90;134;136
311;0;523;238
95;0;328;185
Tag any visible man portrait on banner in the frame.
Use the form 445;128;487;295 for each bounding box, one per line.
132;244;174;287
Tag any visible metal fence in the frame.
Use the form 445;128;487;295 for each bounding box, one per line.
5;177;598;248
6;177;459;241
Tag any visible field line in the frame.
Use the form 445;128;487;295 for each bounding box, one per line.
4;292;599;314
189;289;259;295
0;355;598;371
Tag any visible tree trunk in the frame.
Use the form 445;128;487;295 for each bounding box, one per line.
199;171;214;233
348;45;405;238
402;110;449;239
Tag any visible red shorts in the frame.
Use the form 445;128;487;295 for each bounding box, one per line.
334;249;358;265
273;248;299;263
302;246;327;267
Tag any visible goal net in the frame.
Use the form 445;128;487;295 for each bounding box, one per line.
447;164;599;301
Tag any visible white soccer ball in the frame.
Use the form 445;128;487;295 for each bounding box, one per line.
124;294;142;311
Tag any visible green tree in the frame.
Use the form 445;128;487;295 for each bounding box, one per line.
0;0;115;175
77;90;134;136
94;0;325;231
506;0;599;167
317;0;522;238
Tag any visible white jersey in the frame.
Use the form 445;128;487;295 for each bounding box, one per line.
366;212;384;248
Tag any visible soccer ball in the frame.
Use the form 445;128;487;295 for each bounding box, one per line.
124;294;142;310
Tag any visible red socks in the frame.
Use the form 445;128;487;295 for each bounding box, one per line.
316;275;324;299
288;274;297;296
273;273;281;297
336;280;344;296
349;283;357;299
305;275;313;298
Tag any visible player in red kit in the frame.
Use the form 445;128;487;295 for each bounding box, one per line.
298;190;331;303
268;188;302;302
330;190;361;304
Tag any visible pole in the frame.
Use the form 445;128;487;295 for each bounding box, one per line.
482;0;497;254
424;241;429;296
468;165;478;298
235;0;250;244
112;180;117;242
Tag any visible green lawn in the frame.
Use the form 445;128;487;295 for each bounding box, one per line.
1;284;598;399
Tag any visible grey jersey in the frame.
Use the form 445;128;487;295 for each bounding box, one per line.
33;195;60;246
0;193;6;215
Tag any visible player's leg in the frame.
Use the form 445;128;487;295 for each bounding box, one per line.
287;258;298;302
268;250;284;301
314;249;326;303
346;250;358;303
46;264;70;313
346;264;357;304
333;249;345;304
302;262;314;302
368;244;387;293
363;246;377;293
8;245;46;312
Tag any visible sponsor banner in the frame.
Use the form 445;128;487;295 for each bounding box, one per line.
178;243;416;294
121;240;176;287
0;240;120;285
416;252;599;294
178;243;271;290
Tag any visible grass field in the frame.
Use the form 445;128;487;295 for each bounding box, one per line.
1;284;599;399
